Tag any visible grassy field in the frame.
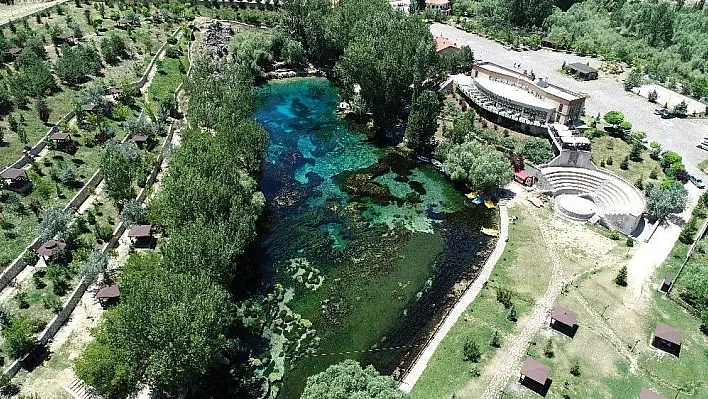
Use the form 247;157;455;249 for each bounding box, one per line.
590;135;665;185
412;199;708;398
147;38;189;104
411;205;553;399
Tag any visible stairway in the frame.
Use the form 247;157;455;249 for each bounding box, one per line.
66;379;100;399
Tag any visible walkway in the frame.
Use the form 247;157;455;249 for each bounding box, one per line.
400;197;512;392
0;0;69;26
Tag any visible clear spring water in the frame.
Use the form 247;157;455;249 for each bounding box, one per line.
252;78;497;398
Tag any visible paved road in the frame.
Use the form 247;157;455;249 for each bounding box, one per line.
0;0;69;26
431;23;708;176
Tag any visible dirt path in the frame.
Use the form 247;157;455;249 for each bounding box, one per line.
480;202;568;399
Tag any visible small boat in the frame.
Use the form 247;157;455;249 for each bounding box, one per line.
481;227;499;237
417;155;431;163
431;159;443;168
465;191;478;199
484;199;496;208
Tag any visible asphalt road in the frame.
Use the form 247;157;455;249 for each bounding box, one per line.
431;23;708;176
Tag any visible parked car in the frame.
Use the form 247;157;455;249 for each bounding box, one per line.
689;174;705;189
660;110;676;119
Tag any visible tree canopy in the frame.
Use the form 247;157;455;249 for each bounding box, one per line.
437;140;513;191
405;90;441;153
645;180;688;220
301;359;409;399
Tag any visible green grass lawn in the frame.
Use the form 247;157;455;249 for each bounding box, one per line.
147;41;189;104
590;135;665;186
411;206;553;399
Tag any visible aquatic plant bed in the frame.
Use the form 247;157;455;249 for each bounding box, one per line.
251;78;498;397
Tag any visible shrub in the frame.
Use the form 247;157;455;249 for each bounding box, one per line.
121;199;146;225
626;237;634;247
496;288;513;308
679;217;698;244
463;338;481;362
649;168;659;179
614;266;627;287
490;330;501;348
609;230;621;240
570;359;581;376
620;156;629;170
22;250;39;266
507;304;517;322
606;156;613;165
544;339;554;358
648;89;658;103
167;36;178;45
42;295;63;313
15;292;29;309
3;315;42;359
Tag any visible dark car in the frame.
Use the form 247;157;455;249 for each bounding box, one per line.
660;110;676;119
689;175;705;189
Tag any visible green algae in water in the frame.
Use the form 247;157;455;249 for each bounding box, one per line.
253;78;496;398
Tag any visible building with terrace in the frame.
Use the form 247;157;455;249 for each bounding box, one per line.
425;0;450;14
453;62;586;132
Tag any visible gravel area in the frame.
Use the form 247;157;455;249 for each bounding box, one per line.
431;23;708;176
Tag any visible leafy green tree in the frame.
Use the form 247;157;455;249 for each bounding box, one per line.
452;109;475;144
55;44;103;84
334;8;434;133
120;199;146;226
100;140;141;204
436;140;513;191
38;206;74;241
78;251;108;279
301;359;409;399
405;90;441;153
463;338;481;362
645;180;688;220
100;33;129;65
3;314;42;359
282;39;306;67
614;265;627;286
522;140;553;164
673;100;688;116
75;272;235;397
35;97;51;123
603;110;625;128
624;68;643;90
490;330;501;347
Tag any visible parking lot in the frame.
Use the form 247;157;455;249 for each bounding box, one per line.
431;23;708;176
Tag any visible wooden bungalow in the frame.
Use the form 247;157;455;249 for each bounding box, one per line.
7;46;22;58
651;323;681;356
638;387;667;399
1;168;31;193
659;273;673;292
132;134;154;149
128;224;153;248
549;305;578;337
565;62;598;80
514;170;535;187
81;103;98;113
37;239;67;262
520;358;551;396
55;33;76;45
49;131;76;153
107;86;122;100
115;18;137;29
96;283;120;308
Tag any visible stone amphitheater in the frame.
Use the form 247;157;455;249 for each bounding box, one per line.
535;151;646;236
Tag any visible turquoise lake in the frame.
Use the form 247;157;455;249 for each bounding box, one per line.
252;78;497;398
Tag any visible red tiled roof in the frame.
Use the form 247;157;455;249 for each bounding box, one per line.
550;305;577;327
96;283;120;299
639;387;667;399
515;170;530;180
521;358;549;385
128;224;152;238
1;168;27;180
654;323;681;345
37;240;67;258
434;36;457;52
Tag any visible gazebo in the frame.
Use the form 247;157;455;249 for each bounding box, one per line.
37;239;67;262
638;387;667;399
2;168;31;192
520;358;551;395
128;224;153;247
651;323;681;356
565;62;598;80
132;134;154;149
81;103;98;113
659;273;673;292
7;47;22;57
55;33;76;45
96;283;120;308
49;131;75;153
549;305;578;337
